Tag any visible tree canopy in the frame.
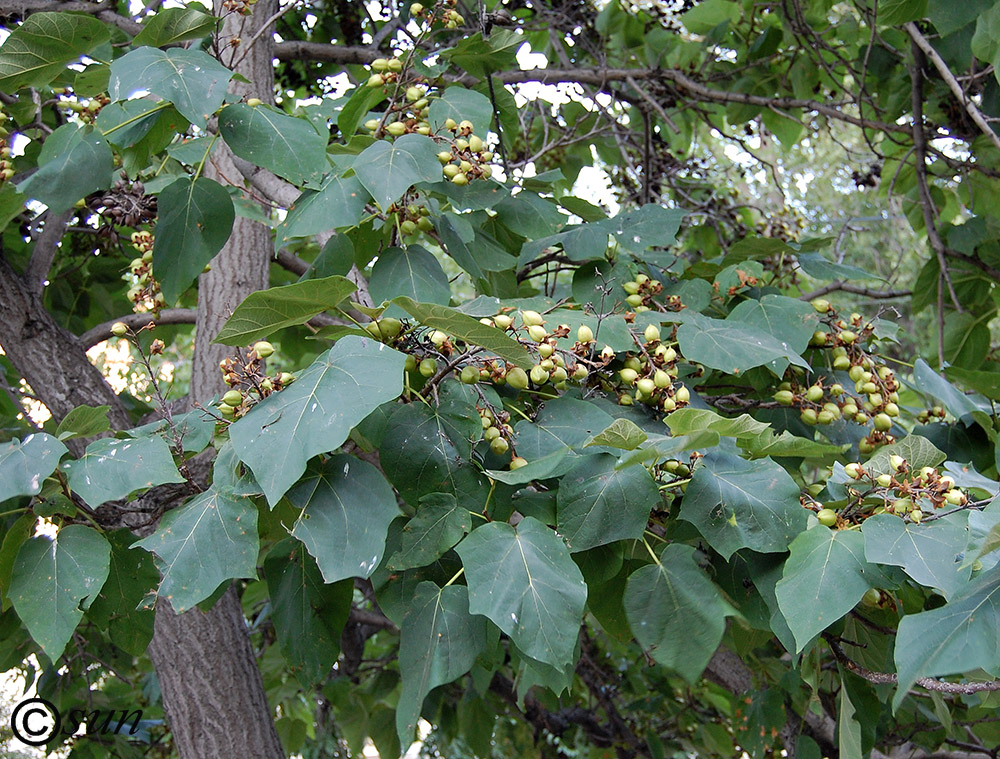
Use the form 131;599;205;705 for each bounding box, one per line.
1;0;1000;757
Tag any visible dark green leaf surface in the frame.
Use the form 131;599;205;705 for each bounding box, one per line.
265;539;353;687
288;456;400;583
87;530;157;656
583;418;648;450
775;528;878;652
556;454;658;552
0;12;110;90
62;435;184;507
862;513;971;599
110;47;232;127
155;177;235;303
624;544;734;682
388;493;471;571
275;176;369;243
677;313;809;375
679;450;808;560
214;275;357;345
55;405;110;441
428;87;494;137
369;246;451;309
894;565;1000;710
396;583;487;746
456;517;587;671
135;488;258;612
354;134;443;211
231;337;405;505
219;103;328;186
132;7;216;47
10;525;111;660
727;294;819;356
17;124;113;212
0;433;67;501
863;435;946;475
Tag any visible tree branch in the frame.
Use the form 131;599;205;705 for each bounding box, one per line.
799;282;911;300
23;209;73;296
79;309;198;348
0;0;141;34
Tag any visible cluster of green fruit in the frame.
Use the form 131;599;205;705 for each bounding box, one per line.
814;456;968;527
0;110;12;183
621;274;664;311
215;341;294;419
916;405;947;424
774;302;901;452
122;231;166;314
62;93;109;124
478;406;523;464
482;310;589;390
614;323;691;411
391;202;435;237
409;0;464;28
436;121;494;185
363;81;435;139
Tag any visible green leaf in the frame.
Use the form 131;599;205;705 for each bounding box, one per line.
495;192;566;239
55;405;110;441
862;513;971;600
837;681;864;759
87;529;157;656
796;252;881;282
679;450;808;560
10;525;111;661
428;87;494;138
135;488;258;612
775;528;878;652
391;297;534;370
456;517;587;671
556;454;659;552
214;275;357;345
288;455;400;583
17;124;113;213
132;7;217;47
109;47;232;127
396;582;488;746
624;544;734;682
275;176;369;244
676;313;808;376
219;103;328;186
96;100;170;147
945;366;1000;399
447;29;522;79
512;396;615;471
894;565;1000;710
336;84;386;138
129;408;216;455
583;418;648;450
379;402;491;508
863;435;946;475
62;435;184;507
155;176;235;304
0;12;110;91
0;433;67;501
264;539;352;687
369;246;451;310
878;0;928;25
727;294;819;356
666;408;770;439
354;134;443;211
388;493;471;571
230;336;406;505
912;359;987;420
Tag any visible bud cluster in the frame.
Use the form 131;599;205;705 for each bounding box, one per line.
478;405;516;459
216;341;294;420
123;231;165;315
409;0;465;29
622;273;664;311
221;0;256;15
64;94;110;123
391;201;435;236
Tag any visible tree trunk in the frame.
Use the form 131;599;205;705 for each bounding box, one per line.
146;3;285;757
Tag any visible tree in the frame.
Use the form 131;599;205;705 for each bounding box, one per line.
0;0;999;757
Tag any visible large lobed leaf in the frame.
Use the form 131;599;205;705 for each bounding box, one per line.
455;517;587;671
0;433;67;502
230;336;406;505
0;12;110;91
17;124;113;212
354;134;443;211
219;103;328;186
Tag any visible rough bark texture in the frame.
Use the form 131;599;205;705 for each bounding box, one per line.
147;3;285;757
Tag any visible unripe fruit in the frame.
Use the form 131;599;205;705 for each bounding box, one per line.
654;370;671;389
873;413;892;431
884;402;899;417
626;294;644;307
662;397;676;412
530;365;549;385
537;342;554;359
371;58;389;71
939;475;955;489
849;365;865;382
223;389;244;406
218;403;236;417
810;331;828;347
510;456;528;470
481;151;494;161
459;120;473;131
829;384;843;396
386;121;407;136
806;384;824;402
367;74;385;87
490;437;509;455
367;318;403;341
817;410;834;425
527;324;547;342
892;497;912;515
550;367;568;383
400;219;418;235
429;330;448;347
620;368;639;384
365;119;380;131
404;355;417;372
437;151;453;164
876;474;892;487
890;454;905;471
813;298;831;313
623;281;640;295
839;330;857;344
410;2;424;14
417;216;434;231
461;366;479;384
405;86;423;101
643;324;661;343
444;118;457;130
110;321;128;337
247;97;263;107
833;355;851;371
817;508;837;527
774;390;794;406
573;365;588;381
944;489;966;506
280;372;295;385
909;509;923;523
483;426;501;442
799;407;817;424
468;135;484;153
637;378;656;396
442;164;460;178
387;58;403;72
253;341;275;358
506;367;529;390
861;588;881;607
451;172;469;185
675;386;690;403
842;403;858;418
493;314;513;330
844;462;863;479
521;310;544;327
577;324;594;343
419;358;437;377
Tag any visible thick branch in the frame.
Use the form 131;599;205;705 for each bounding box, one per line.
24;209;73;296
79;309;198;348
799;282;911;300
0;0;142;34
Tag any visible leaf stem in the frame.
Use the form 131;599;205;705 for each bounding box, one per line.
100;102;171;138
443;566;465;587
